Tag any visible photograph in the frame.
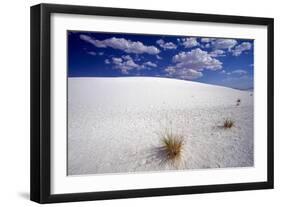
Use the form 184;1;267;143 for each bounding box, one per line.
30;3;274;203
67;31;254;176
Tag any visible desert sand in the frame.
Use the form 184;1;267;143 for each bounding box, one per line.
68;77;253;175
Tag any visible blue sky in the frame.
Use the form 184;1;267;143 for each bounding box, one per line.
68;31;254;90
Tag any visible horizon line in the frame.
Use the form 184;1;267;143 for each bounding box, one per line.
68;76;254;91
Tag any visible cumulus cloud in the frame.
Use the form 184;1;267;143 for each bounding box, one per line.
156;39;177;50
143;61;157;68
109;55;157;74
173;48;222;71
122;55;133;61
212;39;237;51
80;34;160;55
181;37;199;48
232;42;252;56
164;48;222;80
209;49;225;57
111;56;139;74
202;38;248;55
165;67;203;80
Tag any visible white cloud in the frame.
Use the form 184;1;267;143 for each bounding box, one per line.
122;55;133;61
222;69;248;77
165;67;203;80
104;59;110;64
164;48;222;80
201;38;215;43
143;61;157;68
231;69;248;76
209;49;225;57
112;57;123;64
80;34;160;55
87;51;105;56
110;55;157;74
172;48;222;71
111;56;139;74
212;39;237;51
205;43;210;48
165;66;176;74
156;55;162;60
181;37;199;48
232;42;252;56
156;39;177;50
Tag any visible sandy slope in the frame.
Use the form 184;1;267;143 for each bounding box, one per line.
68;77;254;175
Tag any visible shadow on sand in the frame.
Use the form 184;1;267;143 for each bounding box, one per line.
145;146;186;170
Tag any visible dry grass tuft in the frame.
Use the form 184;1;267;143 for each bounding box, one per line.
223;119;234;129
161;131;184;162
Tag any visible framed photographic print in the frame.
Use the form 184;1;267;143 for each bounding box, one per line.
30;3;274;203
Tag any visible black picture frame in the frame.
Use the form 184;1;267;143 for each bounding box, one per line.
30;3;274;204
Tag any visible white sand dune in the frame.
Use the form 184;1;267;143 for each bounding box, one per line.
68;77;254;175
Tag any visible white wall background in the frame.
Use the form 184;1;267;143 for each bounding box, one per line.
0;0;279;206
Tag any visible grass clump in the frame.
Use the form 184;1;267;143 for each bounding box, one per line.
161;131;184;162
223;119;234;129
